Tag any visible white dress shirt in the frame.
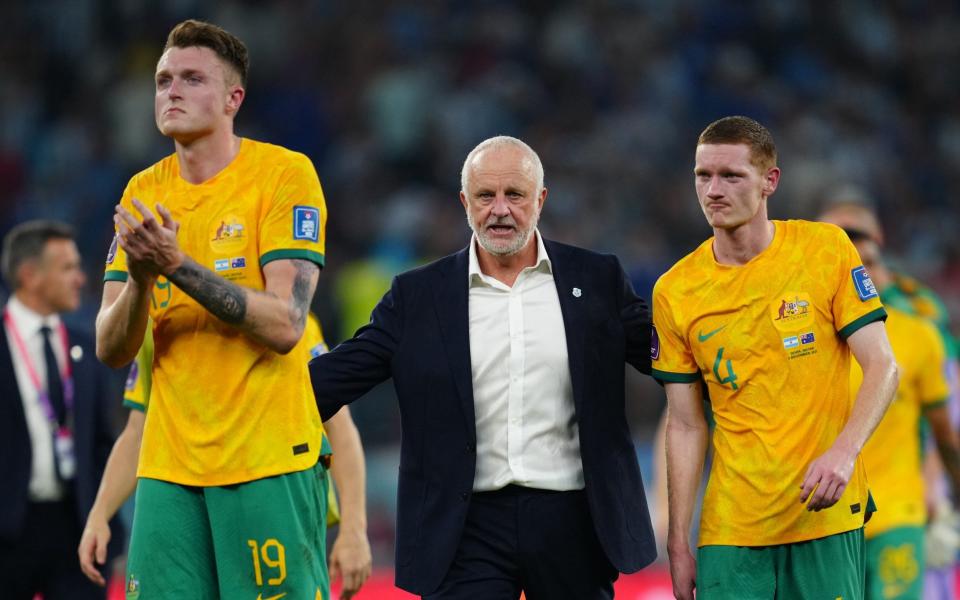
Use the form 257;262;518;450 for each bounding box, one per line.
4;295;67;500
468;231;584;492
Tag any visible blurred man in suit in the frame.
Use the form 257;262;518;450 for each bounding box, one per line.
0;220;120;599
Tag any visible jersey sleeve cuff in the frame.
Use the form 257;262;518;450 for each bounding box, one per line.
921;397;950;412
651;368;701;383
838;307;887;340
259;249;325;268
123;398;146;412
104;270;129;283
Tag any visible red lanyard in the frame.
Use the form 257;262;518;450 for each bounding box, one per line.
3;308;74;425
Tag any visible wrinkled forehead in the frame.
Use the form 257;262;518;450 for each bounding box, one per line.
466;147;538;185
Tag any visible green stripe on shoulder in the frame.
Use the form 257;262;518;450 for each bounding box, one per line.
104;270;129;282
123;398;146;412
838;307;887;340
259;249;325;268
652;368;701;383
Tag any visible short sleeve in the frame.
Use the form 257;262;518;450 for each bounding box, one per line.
831;232;886;339
258;153;327;269
917;322;951;408
122;325;154;412
104;183;134;283
651;279;700;383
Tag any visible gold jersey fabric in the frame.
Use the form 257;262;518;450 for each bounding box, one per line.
853;307;949;538
652;220;886;547
104;138;328;486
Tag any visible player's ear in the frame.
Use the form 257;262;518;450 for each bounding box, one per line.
225;85;245;116
763;166;780;196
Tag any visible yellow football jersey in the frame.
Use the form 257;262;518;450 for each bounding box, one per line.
104;138;328;486
653;220;886;547
854;307;949;538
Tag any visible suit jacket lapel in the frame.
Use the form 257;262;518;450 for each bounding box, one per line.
545;241;586;415
0;318;28;426
432;248;477;444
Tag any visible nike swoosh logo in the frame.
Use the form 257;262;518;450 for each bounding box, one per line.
257;593;287;600
698;326;725;342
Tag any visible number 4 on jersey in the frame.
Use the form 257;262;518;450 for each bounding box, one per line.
712;346;739;390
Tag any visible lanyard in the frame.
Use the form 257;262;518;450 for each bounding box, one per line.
3;308;74;426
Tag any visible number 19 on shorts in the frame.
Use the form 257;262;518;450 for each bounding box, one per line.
248;538;287;586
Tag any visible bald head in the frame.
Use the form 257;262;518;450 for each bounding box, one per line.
461;136;544;197
818;201;884;246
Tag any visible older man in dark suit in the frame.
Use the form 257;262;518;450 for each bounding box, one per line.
0;220;120;600
310;136;656;599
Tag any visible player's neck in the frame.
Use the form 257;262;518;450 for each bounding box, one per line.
476;237;538;288
175;132;242;185
712;218;775;266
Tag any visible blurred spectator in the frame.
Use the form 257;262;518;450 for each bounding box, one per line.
0;220;120;599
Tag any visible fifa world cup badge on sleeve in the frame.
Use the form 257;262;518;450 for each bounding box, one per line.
651;326;660;360
105;234;118;265
293;206;320;241
851;266;879;300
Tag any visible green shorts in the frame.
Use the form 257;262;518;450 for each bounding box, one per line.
125;461;329;600
865;526;923;600
697;528;865;599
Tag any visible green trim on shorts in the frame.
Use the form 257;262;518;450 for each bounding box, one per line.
865;526;923;600
697;528;865;599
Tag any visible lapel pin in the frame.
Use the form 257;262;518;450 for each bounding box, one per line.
70;345;84;362
572;287;582;298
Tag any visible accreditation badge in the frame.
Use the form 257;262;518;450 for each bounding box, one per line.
54;426;76;481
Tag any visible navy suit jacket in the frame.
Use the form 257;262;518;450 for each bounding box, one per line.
310;239;657;595
0;316;122;555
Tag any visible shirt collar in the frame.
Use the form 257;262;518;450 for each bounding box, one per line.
468;230;552;285
6;295;61;336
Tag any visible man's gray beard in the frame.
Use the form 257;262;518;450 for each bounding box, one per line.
467;213;538;257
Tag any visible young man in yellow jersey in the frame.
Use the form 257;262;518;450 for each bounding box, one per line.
95;20;331;599
653;116;900;599
839;231;960;599
78;316;373;599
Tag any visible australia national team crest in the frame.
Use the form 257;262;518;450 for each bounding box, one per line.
209;214;249;254
294;206;320;242
770;292;815;332
851;266;878;301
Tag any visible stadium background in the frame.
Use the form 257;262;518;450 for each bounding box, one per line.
2;1;959;597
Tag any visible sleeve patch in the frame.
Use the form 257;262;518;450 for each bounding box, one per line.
293;206;320;241
106;234;119;265
125;361;139;391
651;326;660;360
852;266;878;301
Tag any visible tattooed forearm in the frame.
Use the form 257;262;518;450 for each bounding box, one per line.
168;257;248;324
288;259;319;335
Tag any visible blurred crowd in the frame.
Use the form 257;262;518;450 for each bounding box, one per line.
2;0;959;568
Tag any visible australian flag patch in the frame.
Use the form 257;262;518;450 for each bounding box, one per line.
293;206;320;242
